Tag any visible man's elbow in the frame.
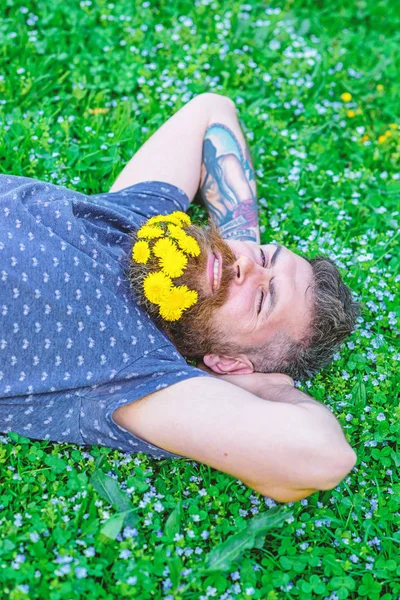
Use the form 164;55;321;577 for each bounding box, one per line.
293;443;357;499
317;445;357;491
254;445;357;504
192;92;236;113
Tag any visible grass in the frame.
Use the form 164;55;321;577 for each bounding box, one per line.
0;0;399;598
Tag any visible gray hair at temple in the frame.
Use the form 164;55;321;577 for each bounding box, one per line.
244;256;361;380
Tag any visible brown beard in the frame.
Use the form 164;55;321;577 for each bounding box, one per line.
125;221;238;358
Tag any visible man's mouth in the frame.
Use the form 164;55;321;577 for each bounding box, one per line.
208;252;222;292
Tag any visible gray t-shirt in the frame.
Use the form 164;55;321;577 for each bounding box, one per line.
0;175;211;459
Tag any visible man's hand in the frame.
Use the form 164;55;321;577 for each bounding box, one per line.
197;361;326;407
197;360;294;399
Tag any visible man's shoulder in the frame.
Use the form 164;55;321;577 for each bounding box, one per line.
0;173;85;202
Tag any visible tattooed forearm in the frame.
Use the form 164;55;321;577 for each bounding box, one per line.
200;122;260;243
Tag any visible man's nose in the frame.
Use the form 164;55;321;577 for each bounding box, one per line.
233;255;269;286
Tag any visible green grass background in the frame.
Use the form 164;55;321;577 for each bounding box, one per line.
0;0;399;598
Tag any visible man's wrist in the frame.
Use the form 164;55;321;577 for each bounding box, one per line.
200;115;260;243
219;224;261;244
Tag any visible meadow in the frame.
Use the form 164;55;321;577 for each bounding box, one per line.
0;0;399;598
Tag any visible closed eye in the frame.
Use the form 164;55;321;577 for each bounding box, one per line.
257;290;264;315
257;249;267;314
257;245;280;322
260;248;266;267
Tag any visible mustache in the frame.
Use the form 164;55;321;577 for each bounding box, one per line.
177;221;237;308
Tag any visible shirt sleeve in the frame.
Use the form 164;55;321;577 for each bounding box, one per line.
79;345;213;459
90;181;190;221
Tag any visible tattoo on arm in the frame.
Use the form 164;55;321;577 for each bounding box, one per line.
200;123;260;242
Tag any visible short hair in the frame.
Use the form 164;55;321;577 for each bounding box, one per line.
248;256;361;379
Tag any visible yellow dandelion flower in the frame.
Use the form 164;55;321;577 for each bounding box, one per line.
147;214;181;226
167;223;185;238
175;233;201;257
147;215;169;225
137;224;164;239
159;305;183;321
158;246;188;278
158;285;198;320
167;224;200;257
143;272;172;305
165;215;184;225
170;286;198;310
347;109;355;118
384;130;392;137
341;92;352;103
89;107;110;115
376;84;384;92
132;240;150;264
389;123;397;130
378;135;386;144
147;211;190;227
153;237;176;258
166;224;198;256
169;211;191;226
361;134;369;143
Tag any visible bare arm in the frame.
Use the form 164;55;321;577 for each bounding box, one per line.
200;117;260;243
109;93;242;201
113;377;357;503
109;94;260;243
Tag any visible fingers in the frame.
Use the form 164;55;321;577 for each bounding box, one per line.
260;373;294;387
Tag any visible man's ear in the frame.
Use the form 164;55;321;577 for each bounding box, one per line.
203;353;254;375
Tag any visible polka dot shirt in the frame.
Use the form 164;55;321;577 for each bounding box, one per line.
0;175;211;459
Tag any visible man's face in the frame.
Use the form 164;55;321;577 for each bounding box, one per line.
129;223;315;362
200;238;315;350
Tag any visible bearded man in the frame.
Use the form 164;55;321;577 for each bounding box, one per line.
0;93;359;502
